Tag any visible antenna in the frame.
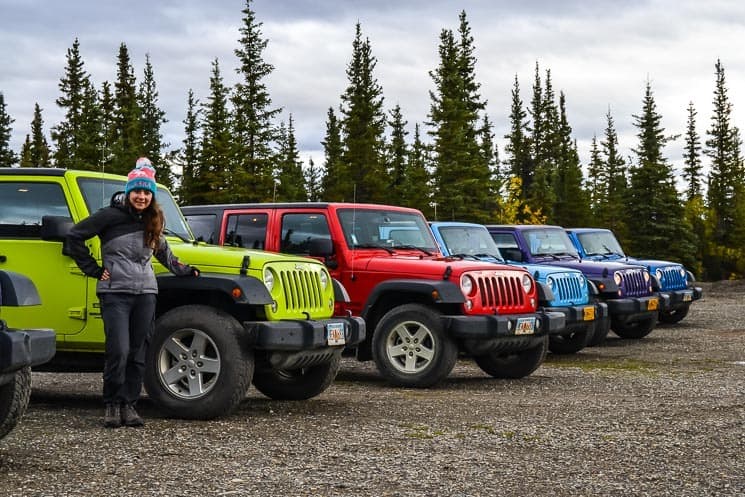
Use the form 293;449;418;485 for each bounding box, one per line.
350;183;357;281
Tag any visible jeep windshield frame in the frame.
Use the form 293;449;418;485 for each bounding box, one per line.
523;227;579;258
76;177;194;241
437;225;504;261
336;208;439;252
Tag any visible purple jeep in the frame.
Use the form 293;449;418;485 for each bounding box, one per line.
485;225;660;344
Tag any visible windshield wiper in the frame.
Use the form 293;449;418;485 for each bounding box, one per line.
352;243;395;254
393;244;433;256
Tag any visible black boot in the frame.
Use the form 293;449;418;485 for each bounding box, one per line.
121;403;144;427
104;403;121;428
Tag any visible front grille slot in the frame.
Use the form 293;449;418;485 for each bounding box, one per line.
619;269;649;297
476;274;526;310
659;267;686;290
278;268;324;312
552;275;584;303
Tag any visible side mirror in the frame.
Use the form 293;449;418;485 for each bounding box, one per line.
308;237;334;257
40;216;73;242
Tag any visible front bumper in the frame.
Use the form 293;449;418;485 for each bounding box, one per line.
244;315;365;351
545;302;609;334
0;328;56;378
443;311;565;339
657;286;703;311
605;295;660;323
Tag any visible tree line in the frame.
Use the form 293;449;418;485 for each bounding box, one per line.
0;0;743;280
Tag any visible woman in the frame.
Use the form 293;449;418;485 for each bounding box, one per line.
67;158;198;428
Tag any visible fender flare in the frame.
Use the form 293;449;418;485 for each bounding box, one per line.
156;272;273;305
361;279;464;318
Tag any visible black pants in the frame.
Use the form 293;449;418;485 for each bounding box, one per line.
99;293;156;405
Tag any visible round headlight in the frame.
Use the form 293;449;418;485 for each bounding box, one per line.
577;273;587;287
319;269;329;289
656;269;663;281
643;271;651;282
546;276;554;290
263;267;275;292
679;267;686;277
613;272;622;285
522;273;533;293
460;274;475;296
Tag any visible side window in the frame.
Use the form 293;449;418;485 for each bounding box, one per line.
490;232;522;261
184;214;216;244
225;213;268;249
280;213;331;254
0;182;71;238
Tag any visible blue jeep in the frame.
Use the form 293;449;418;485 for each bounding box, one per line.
430;222;608;354
565;228;702;324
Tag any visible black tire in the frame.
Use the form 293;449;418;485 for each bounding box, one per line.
144;305;254;420
659;304;690;325
611;315;657;339
0;367;31;440
548;328;591;355
371;304;458;388
474;335;549;379
587;317;611;346
253;354;341;400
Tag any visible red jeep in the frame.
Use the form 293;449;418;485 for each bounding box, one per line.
182;203;565;387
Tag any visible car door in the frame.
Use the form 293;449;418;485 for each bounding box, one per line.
0;179;89;336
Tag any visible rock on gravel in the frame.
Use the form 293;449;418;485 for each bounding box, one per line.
1;281;743;496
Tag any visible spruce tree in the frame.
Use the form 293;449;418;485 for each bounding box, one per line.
597;108;630;244
400;124;433;215
320;107;348;200
274;115;306;201
552;92;589;227
176;89;201;203
110;43;143;175
627;81;694;267
529;68;559;219
682;102;706;276
428;11;493;222
197;59;233;204
52;38;92;169
304;157;322;202
139;54;170;186
503;75;534;210
231;0;281;202
339;22;388;203
24;103;51;167
76;79;104;170
704;60;744;251
99;81;116;170
19;136;32;167
586;135;603;213
387;104;409;205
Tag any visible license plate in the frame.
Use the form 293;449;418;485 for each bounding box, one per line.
326;322;346;346
647;298;659;311
514;317;535;335
682;292;692;302
583;306;595;321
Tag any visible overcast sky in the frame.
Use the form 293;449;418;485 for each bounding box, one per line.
2;0;744;180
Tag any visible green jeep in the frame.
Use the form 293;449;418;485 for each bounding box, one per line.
0;168;364;419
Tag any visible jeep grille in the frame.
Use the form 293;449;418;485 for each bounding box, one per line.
550;274;587;305
618;269;650;297
657;266;687;291
278;268;324;312
476;274;528;310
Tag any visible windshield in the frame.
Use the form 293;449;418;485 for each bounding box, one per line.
337;208;438;252
577;231;625;256
77;177;193;240
438;225;503;259
524;228;579;257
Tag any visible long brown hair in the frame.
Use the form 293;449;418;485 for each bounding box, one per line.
142;198;165;250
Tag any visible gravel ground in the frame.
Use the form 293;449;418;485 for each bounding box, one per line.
1;281;744;497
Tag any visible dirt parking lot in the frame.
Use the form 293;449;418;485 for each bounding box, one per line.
1;281;744;497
